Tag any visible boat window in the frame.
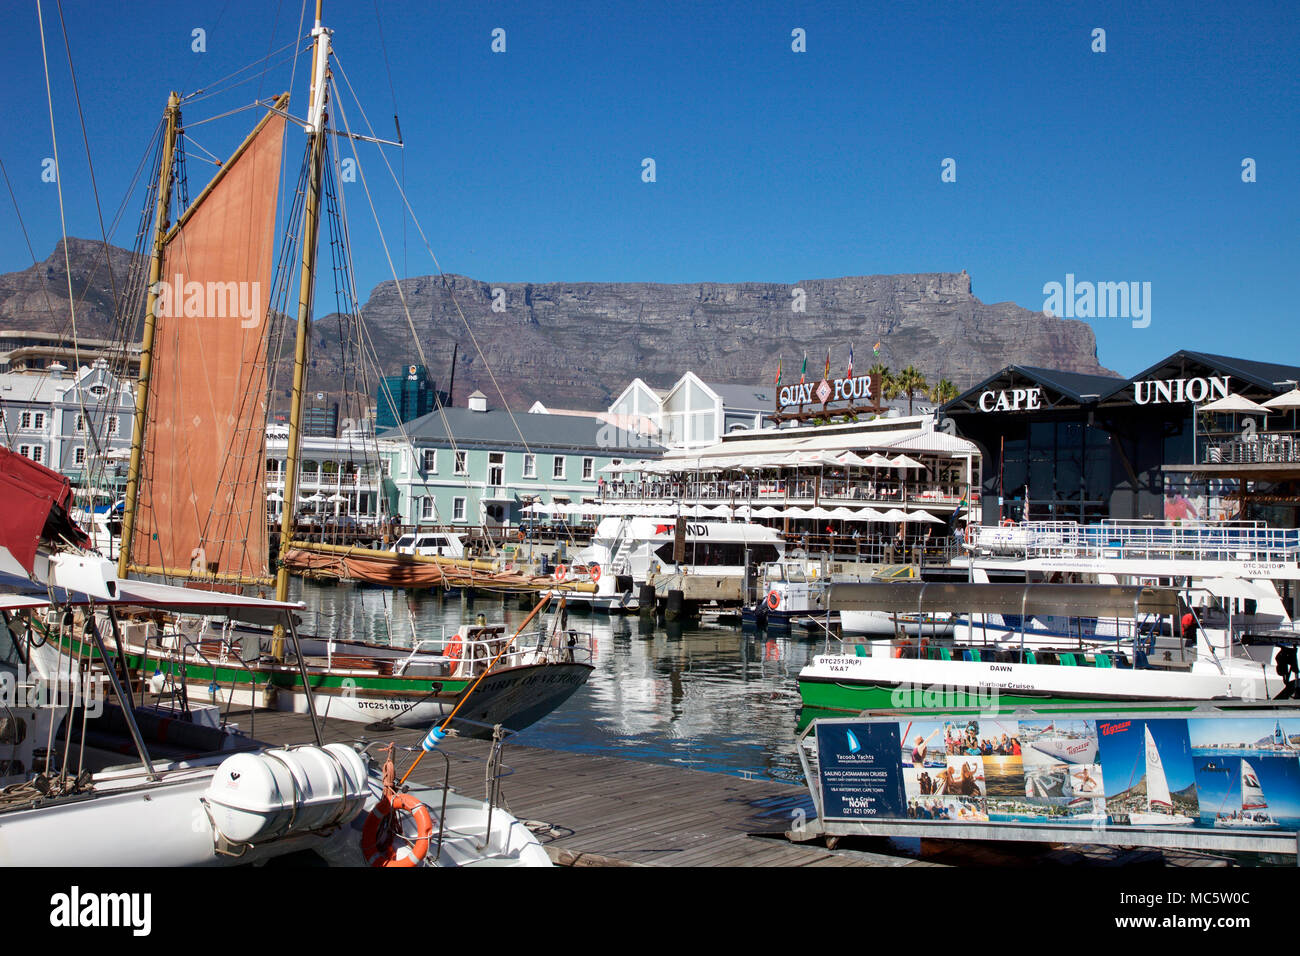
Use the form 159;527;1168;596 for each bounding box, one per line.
766;565;785;582
785;565;807;583
395;535;415;548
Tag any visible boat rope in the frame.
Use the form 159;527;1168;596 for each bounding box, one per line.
398;593;552;787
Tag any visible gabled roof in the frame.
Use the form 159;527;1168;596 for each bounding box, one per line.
945;364;1125;411
379;405;661;454
1128;351;1300;393
704;382;776;410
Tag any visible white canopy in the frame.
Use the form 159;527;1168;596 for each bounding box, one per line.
1200;393;1272;414
887;454;926;469
880;508;911;522
1263;388;1300;410
905;509;943;523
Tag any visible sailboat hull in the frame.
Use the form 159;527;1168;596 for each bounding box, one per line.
29;631;592;737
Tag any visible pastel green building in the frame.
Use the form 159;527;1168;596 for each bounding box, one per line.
378;390;660;531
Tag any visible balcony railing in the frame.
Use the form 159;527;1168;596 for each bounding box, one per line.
599;477;965;508
1201;429;1300;465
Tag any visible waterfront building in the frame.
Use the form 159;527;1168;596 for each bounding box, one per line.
606;372;775;450
0;359;135;498
604;411;980;559
379;389;660;532
943;351;1300;526
264;422;385;523
0;330;141;379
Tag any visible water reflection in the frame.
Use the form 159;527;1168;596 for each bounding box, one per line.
291;580;815;783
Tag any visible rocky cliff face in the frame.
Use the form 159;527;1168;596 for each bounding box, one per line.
336;269;1113;408
2;239;1114;410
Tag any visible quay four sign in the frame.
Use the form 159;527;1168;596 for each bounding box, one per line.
779;374;874;409
976;376;1232;412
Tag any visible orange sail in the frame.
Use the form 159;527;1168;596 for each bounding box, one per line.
130;104;286;581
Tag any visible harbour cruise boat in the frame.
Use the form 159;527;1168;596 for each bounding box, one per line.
547;515;785;612
799;519;1300;716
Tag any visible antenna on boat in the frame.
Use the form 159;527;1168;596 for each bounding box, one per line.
274;0;332;655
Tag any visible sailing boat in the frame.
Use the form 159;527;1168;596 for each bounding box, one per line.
1121;725;1194;826
1;446;550;865
38;7;593;735
1214;759;1281;828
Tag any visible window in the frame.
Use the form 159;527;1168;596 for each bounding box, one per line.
266;458;280;476
422;449;436;473
488;452;504;486
32;413;43;430
74;447;86;465
582;457;594;481
88;384;108;399
421;497;434;520
452;497;466;522
107;415;119;436
522;454;536;478
75;413;86;434
18;445;29;458
454;450;467;475
30;446;42;464
20;412;31;430
553;456;566;479
381;457;391;477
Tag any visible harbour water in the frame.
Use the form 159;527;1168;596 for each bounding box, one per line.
291;579;822;784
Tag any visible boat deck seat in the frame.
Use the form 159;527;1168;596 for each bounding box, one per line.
852;643;868;657
939;647;953;661
1094;653;1113;668
1058;653;1077;666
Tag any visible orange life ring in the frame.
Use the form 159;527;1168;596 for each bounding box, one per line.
964;523;975;544
1000;518;1015;527
361;792;435;868
589;563;601;583
444;635;463;660
554;564;568;582
766;591;781;610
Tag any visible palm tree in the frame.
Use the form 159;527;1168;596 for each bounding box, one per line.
867;362;891;407
896;365;929;416
929;377;958;408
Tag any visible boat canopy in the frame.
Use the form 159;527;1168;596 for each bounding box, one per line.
828;581;1181;617
0;575;303;626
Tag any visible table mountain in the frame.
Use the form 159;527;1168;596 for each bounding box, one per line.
1;239;1114;412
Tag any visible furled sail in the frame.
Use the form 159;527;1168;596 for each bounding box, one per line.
129;103;286;582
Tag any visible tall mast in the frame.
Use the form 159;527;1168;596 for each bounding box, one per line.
275;4;331;620
118;92;181;579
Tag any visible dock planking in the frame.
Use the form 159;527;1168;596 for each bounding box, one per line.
237;707;918;867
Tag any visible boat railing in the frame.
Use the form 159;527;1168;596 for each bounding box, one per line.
981;519;1300;563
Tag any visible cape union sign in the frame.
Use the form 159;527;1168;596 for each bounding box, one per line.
1133;375;1230;406
977;375;1233;412
779;375;873;409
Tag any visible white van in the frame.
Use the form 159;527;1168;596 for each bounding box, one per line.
391;531;466;559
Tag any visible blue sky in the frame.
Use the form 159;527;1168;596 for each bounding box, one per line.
1;0;1295;377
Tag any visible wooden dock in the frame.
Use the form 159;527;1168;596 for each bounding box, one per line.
238;707;927;867
235;709;1237;867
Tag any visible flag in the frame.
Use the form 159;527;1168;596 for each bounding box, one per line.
799;351;807;384
824;349;831;380
847;344;854;378
873;341;881;358
774;358;782;386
